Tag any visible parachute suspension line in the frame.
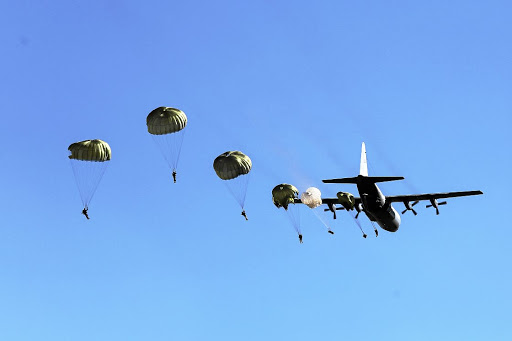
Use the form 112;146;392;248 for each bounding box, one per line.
152;128;186;171
312;209;332;233
171;129;186;172
70;159;108;209
286;203;301;235
289;205;302;243
370;220;379;237
70;160;86;207
238;172;250;209
223;172;250;209
348;210;367;238
79;161;107;207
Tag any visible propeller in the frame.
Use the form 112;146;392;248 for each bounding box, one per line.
426;199;447;215
402;200;419;215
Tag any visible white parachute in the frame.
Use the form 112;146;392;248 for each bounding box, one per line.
301;187;334;234
300;187;322;208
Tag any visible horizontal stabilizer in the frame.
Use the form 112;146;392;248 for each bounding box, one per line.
323;177;359;184
323;176;404;184
366;176;404;183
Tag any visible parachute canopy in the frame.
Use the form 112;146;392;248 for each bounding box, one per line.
147;106;187;180
213;151;252;180
301;187;322;209
213;151;252;217
272;184;299;210
337;191;355;210
68;139;111;213
68;139;111;162
146;107;187;135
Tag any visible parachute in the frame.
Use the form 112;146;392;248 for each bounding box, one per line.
272;184;302;241
213;151;252;219
301;187;333;234
68;139;111;218
300;187;322;208
147;107;187;183
272;184;299;210
337;191;355;210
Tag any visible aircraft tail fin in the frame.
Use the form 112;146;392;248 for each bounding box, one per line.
360;142;368;176
322;142;404;184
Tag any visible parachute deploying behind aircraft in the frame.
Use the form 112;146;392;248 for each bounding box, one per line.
214;151;252;220
68;139;111;219
337;191;356;210
147;107;187;183
272;184;302;242
300;187;322;208
272;184;299;210
301;187;334;234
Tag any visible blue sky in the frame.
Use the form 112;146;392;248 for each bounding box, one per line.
1;1;510;340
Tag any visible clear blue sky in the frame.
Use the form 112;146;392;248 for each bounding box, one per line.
1;1;510;340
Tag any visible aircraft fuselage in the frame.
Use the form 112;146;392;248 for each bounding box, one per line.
356;175;401;232
322;143;482;235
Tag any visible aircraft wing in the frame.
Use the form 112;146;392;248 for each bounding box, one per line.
385;190;483;203
293;197;362;209
294;190;482;212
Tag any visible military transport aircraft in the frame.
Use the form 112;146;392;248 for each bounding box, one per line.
302;143;483;236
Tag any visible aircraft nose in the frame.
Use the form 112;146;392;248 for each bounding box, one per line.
390;212;401;232
386;224;399;232
386;207;401;232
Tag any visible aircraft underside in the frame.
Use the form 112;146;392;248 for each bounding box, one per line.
364;203;401;232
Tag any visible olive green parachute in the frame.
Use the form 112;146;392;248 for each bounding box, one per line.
213;151;252;180
337;191;355;210
272;184;299;210
272;184;301;239
68;139;111;216
214;151;252;218
68;139;111;161
146;107;187;182
146;107;187;135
